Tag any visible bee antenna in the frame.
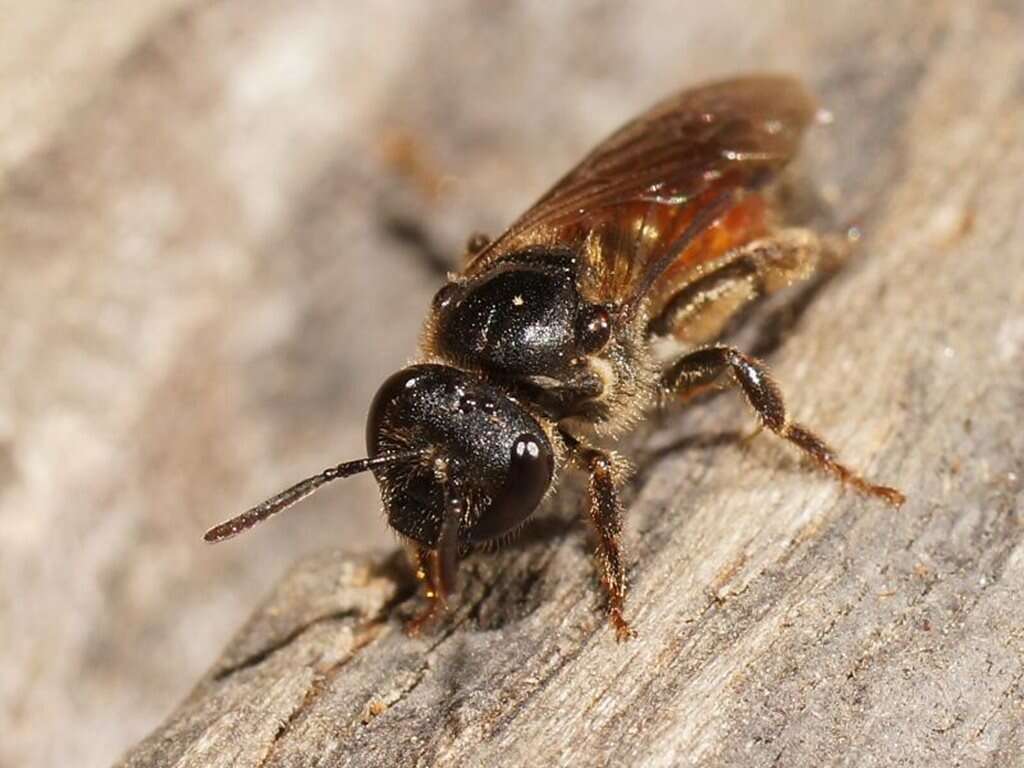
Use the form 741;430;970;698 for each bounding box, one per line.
203;452;422;543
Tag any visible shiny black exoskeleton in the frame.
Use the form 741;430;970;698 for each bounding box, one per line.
432;252;610;380
366;364;553;547
362;252;611;555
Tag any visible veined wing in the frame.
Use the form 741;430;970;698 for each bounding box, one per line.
464;76;816;315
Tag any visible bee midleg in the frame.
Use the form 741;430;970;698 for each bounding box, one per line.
465;232;491;256
562;431;636;641
457;231;493;268
652;228;842;344
661;345;905;506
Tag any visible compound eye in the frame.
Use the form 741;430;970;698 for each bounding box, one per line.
577;305;611;352
432;282;461;311
474;432;554;542
510;434;554;504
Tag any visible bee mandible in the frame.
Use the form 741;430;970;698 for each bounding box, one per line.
205;75;904;641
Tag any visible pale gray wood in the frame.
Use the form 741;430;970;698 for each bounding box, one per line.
116;2;1024;767
4;1;1023;767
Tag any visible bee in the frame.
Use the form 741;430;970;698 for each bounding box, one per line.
205;75;904;641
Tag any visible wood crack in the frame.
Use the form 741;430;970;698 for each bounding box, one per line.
212;609;361;682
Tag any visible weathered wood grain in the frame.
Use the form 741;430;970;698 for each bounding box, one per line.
3;1;1023;767
117;3;1024;767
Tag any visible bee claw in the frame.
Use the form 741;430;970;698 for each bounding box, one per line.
610;609;637;642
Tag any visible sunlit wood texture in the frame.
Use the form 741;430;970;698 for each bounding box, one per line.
3;2;1022;767
119;3;1024;766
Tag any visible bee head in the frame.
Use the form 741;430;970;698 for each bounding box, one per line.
366;364;554;547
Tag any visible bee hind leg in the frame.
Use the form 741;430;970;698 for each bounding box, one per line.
651;228;844;344
662;345;905;506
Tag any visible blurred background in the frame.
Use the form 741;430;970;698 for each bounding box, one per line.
0;1;947;766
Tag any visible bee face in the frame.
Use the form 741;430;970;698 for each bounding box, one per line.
365;365;554;547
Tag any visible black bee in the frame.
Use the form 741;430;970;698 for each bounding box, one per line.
205;76;904;640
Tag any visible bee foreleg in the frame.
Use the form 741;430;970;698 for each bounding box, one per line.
563;434;636;642
662;345;905;506
405;479;465;637
405;546;443;637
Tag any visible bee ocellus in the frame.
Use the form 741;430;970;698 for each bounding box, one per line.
205;75;904;641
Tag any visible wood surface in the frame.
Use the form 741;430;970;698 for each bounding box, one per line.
3;2;1022;767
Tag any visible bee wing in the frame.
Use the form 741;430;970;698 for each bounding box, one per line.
464;76;816;312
